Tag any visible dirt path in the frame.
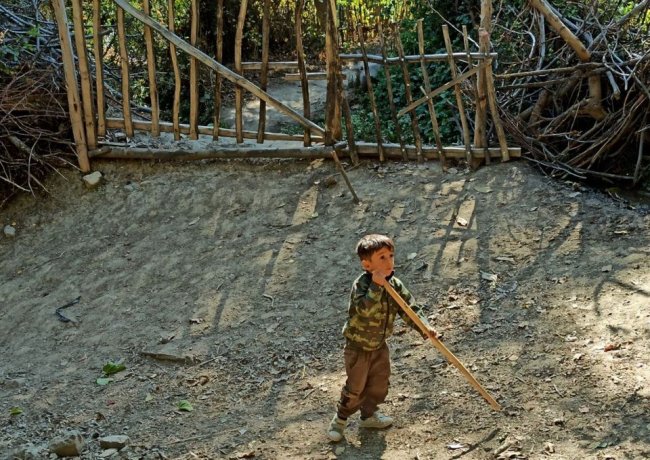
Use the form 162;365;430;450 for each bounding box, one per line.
1;155;649;459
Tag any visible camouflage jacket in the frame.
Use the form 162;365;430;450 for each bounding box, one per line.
342;272;429;351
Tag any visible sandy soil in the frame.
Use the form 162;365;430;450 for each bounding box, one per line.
1;152;649;460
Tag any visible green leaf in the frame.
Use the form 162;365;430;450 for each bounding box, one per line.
102;361;126;375
145;393;154;402
9;407;23;416
177;400;193;412
96;377;113;386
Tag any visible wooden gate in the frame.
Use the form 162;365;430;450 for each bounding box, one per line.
52;0;519;174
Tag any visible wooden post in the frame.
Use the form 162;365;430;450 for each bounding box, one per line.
213;0;224;139
482;29;510;161
143;0;160;137
417;19;444;164
257;0;271;144
341;92;359;165
116;5;134;138
235;0;248;144
359;25;384;161
189;0;199;140
71;0;96;150
295;0;312;146
395;25;423;160
324;0;342;144
92;0;106;138
168;0;181;141
468;24;488;167
442;25;471;164
52;0;90;172
378;23;407;160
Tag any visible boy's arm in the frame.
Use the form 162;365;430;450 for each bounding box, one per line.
391;278;437;338
349;274;384;314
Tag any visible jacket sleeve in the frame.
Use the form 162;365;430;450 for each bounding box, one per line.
391;277;431;337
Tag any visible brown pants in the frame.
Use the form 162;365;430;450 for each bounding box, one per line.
337;342;391;419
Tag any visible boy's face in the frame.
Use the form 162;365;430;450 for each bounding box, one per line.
361;247;395;276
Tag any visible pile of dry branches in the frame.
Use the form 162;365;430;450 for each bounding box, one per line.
0;3;74;208
494;0;650;185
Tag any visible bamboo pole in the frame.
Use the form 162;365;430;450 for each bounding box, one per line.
384;283;501;411
471;25;488;166
189;0;199;140
395;25;423;160
332;149;360;204
295;0;312;147
481;29;510;162
324;0;342;144
71;0;97;150
143;0;160;137
242;61;300;71
94;145;338;160
341;92;359;165
257;0;271;144
167;0;181;141
52;0;90;172
359;25;384;161
235;0;248;144
105;118;324;143
116;5;134;138
92;0;106;138
442;25;471;164
213;0;224;139
337;141;521;159
417;19;444;164
340;52;497;65
378;23;407;160
113;0;325;135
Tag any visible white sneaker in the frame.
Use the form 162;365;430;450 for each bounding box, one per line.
327;415;347;442
359;412;393;429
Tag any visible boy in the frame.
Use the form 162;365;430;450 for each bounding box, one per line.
327;234;437;442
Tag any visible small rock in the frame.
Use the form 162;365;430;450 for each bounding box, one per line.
49;431;84;457
334;446;345;455
99;435;130;450
99;448;118;458
3;225;16;237
6;443;46;459
83;171;103;188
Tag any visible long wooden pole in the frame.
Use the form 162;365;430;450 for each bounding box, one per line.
113;0;324;135
189;0;199;140
395;25;423;160
213;0;224;139
167;0;181;141
52;0;90;172
417;19;444;163
257;0;271;144
116;5;133;138
71;0;97;149
234;0;248;144
324;0;342;144
384;283;501;411
92;0;106;138
358;25;384;161
295;0;312;146
143;0;160;137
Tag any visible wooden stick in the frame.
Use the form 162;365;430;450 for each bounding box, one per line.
167;0;181;141
113;0;325;135
341;141;521;159
417;19;444;163
93;145;338;160
395;25;423;160
143;0;160;137
341;92;359;165
257;0;271;144
378;23;407;160
116;5;133;138
71;0;97;149
359;25;384;161
340;52;497;65
471;25;488;166
189;0;199;140
383;283;501;411
92;0;106;138
52;0;90;172
295;0;312;146
234;0;248;144
331;149;360;204
105;118;324;142
324;0;342;144
442;25;471;165
213;0;223;140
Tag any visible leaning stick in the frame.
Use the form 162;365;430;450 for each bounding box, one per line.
384;282;501;411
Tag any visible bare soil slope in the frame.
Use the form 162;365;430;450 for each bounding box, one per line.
1;157;649;460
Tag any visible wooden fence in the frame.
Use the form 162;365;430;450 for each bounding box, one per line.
52;0;519;174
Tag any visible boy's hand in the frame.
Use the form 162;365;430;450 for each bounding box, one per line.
425;327;438;339
371;270;390;286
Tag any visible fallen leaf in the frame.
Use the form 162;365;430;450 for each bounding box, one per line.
96;377;113;386
102;361;126;376
177;400;193;412
189;317;204;324
447;442;465;450
474;185;492;193
9;407;22;416
604;343;620;352
407;252;417;260
481;272;498;282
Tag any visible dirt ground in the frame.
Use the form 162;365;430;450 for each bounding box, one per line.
1;149;650;459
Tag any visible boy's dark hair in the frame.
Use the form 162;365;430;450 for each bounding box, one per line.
356;234;395;260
